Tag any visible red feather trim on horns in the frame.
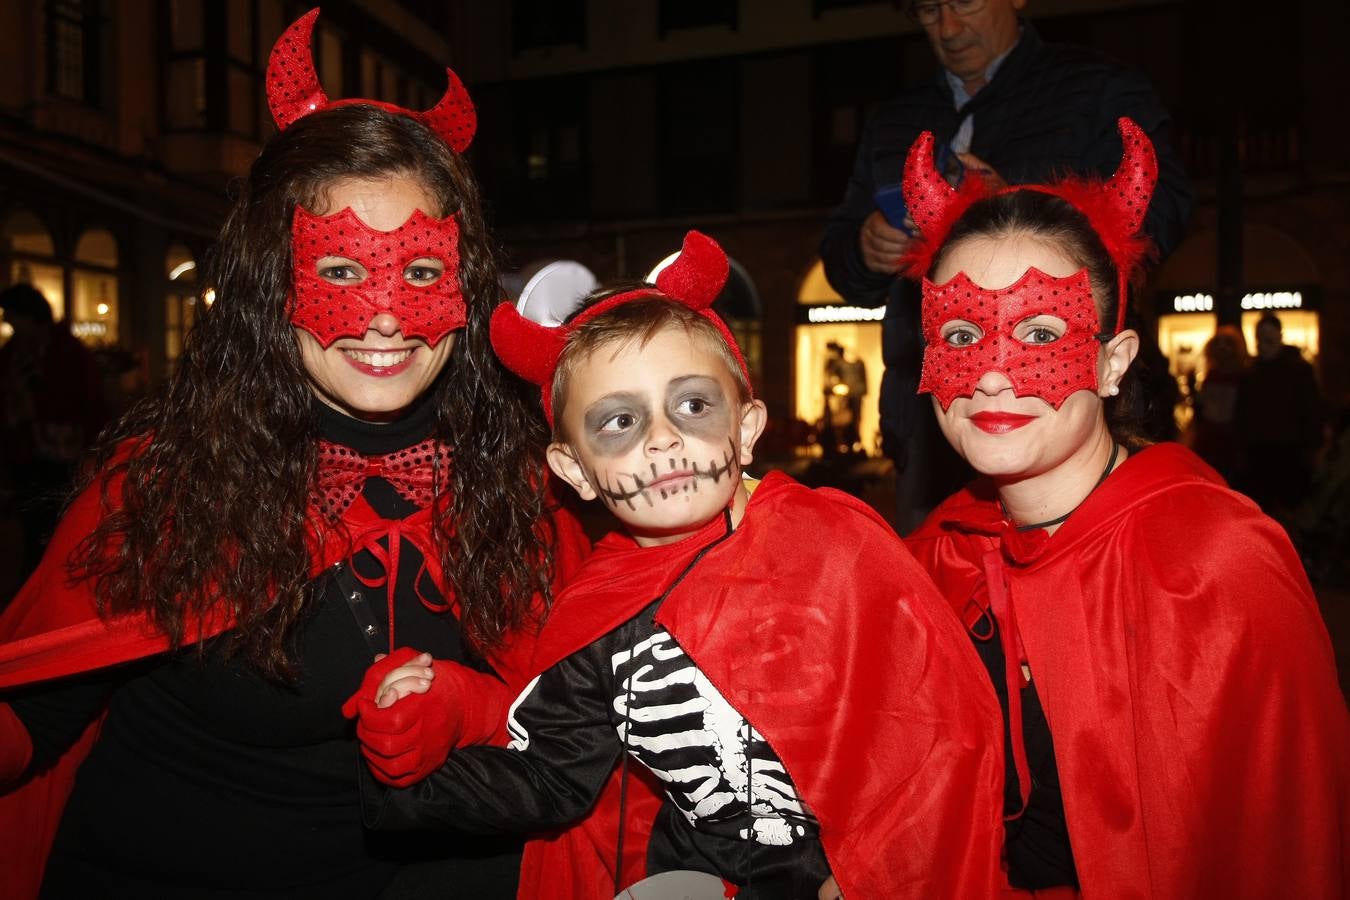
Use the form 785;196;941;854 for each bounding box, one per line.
900;118;1158;333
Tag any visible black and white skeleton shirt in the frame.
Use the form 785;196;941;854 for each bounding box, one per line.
373;595;831;897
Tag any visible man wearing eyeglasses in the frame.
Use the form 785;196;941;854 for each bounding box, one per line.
819;0;1190;534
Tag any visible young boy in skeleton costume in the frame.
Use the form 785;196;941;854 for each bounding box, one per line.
361;232;1004;899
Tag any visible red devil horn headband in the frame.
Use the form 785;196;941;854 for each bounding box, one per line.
490;231;748;425
266;8;476;153
901;118;1157;331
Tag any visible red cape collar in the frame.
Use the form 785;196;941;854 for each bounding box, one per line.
916;443;1228;564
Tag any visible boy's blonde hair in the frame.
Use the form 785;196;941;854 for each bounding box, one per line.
551;293;752;440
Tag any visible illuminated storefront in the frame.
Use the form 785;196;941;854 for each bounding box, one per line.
794;261;884;456
2;209;65;338
70;229;120;346
1156;287;1320;430
0;210;125;348
1151;224;1322;430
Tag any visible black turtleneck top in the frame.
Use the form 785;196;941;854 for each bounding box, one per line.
9;398;521;899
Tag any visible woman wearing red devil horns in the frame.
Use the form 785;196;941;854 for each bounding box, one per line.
903;119;1350;898
0;9;585;899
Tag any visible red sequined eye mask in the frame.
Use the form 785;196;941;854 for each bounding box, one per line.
290;206;466;348
919;267;1103;410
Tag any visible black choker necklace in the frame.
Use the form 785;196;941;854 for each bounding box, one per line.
1012;442;1121;532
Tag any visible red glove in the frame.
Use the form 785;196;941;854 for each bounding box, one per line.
343;648;515;787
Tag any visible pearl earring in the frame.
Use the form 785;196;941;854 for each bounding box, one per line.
1107;384;1120;397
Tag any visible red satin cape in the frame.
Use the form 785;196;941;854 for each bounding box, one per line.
906;443;1350;899
516;471;1004;899
0;454;585;899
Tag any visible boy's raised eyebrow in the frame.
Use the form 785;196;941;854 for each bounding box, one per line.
665;374;724;394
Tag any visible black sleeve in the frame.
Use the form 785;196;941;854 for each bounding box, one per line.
365;636;626;835
7;668;122;774
1092;68;1192;261
819;114;899;307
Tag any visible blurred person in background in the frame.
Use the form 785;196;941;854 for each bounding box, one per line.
1235;312;1325;515
1186;324;1248;483
0;283;105;581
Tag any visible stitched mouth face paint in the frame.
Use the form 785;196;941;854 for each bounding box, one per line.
589;439;740;511
919;267;1104;410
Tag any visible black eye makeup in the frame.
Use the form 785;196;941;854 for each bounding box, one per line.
582;392;650;456
665;375;730;440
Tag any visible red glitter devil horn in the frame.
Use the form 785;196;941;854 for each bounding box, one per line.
489;301;567;387
266;8;327;131
902;131;960;235
1104;118;1157;236
654;231;728;311
420;68;477;154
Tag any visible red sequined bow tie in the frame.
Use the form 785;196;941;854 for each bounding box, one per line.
315;438;452;521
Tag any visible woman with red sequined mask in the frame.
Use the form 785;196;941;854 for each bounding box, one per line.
900;121;1348;899
0;10;585;899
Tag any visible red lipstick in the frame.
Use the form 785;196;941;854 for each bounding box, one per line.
969;411;1036;434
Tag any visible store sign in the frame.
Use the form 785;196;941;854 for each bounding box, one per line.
1171;293;1213;312
71;321;108;338
1241;291;1302;310
1169;288;1313;314
803;305;885;324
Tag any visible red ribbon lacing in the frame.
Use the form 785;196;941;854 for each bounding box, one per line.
315;438;454;652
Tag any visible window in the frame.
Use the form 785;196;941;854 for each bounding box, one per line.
658;61;738;214
72;228;119;346
813;0;888;16
512;0;585;53
658;0;737;36
47;0;104;105
2;210;64;324
165;0;267;139
165;243;200;369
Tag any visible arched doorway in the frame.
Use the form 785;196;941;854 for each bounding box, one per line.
71;228;120;345
1;209;64;334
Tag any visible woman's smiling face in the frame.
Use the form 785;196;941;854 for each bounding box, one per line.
294;174;458;421
548;323;765;546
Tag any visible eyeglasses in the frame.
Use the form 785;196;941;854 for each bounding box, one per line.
906;0;988;26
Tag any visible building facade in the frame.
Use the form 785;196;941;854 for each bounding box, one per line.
454;0;1349;452
0;0;462;387
1;0;1344;446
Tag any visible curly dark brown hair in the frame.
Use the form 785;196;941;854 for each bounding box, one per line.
72;105;554;677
